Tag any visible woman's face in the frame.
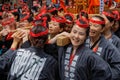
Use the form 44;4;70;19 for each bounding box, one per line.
18;20;29;28
48;20;61;34
65;23;73;33
89;17;103;38
70;24;87;48
112;21;119;32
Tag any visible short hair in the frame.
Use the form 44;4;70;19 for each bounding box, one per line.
29;25;48;48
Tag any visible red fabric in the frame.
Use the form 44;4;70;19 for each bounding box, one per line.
29;28;48;37
93;47;98;52
6;32;13;40
108;0;112;7
10;48;16;51
2;4;10;11
102;11;115;18
76;19;89;28
89;19;105;24
2;18;15;26
60;0;67;12
35;10;46;20
0;12;2;16
69;53;75;67
20;12;30;21
112;10;120;20
9;9;18;13
51;16;66;23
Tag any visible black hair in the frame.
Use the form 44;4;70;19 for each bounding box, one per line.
77;11;88;19
27;15;33;23
12;12;20;21
64;15;73;22
104;10;114;22
58;7;63;12
75;18;89;36
47;6;58;16
29;25;48;48
92;15;105;28
41;13;51;22
31;6;39;13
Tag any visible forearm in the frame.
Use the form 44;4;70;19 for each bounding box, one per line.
48;35;59;44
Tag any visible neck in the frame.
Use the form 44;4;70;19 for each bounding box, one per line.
90;34;101;45
49;34;56;39
72;47;77;55
103;29;112;39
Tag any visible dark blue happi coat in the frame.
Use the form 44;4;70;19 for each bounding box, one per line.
0;47;58;80
108;34;120;52
58;44;112;80
85;36;120;80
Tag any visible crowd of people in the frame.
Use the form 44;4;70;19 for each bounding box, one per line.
0;0;120;80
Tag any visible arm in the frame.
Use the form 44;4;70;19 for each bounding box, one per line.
88;53;112;80
47;58;59;80
48;32;70;44
0;31;25;71
105;47;120;80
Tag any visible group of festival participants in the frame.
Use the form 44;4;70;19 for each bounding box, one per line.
0;1;120;80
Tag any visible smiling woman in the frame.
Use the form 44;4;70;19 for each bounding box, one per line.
85;15;120;80
48;18;112;80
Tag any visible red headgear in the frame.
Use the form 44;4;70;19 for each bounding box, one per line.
89;18;105;24
2;4;10;11
35;10;46;20
51;16;66;23
102;11;115;18
2;18;15;26
33;17;47;27
20;12;30;21
47;7;57;13
112;10;120;20
76;19;89;28
9;9;18;13
29;25;48;37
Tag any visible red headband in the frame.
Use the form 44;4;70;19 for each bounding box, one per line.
35;10;46;20
33;17;47;27
76;19;89;28
9;9;18;13
89;18;105;24
2;4;10;11
2;18;15;26
102;11;115;18
58;6;63;11
29;28;48;37
20;12;30;21
51;16;66;23
47;8;57;13
112;10;120;20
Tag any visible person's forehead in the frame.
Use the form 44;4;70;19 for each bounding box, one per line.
73;24;86;31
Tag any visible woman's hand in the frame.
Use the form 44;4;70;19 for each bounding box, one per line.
48;32;70;44
11;30;26;49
